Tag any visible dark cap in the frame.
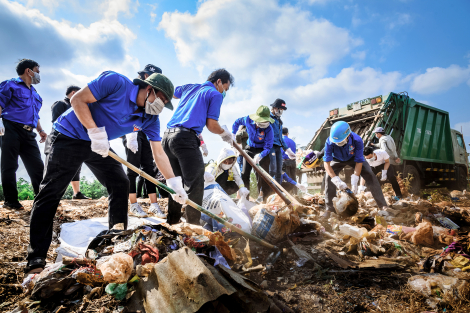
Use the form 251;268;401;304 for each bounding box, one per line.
270;98;287;110
138;64;162;76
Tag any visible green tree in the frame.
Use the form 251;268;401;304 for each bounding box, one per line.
249;172;259;199
79;177;108;199
17;178;35;200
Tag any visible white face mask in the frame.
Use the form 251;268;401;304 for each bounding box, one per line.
256;121;270;129
274;109;283;117
30;70;40;84
334;136;349;147
145;89;165;115
369;155;377;162
221;163;233;170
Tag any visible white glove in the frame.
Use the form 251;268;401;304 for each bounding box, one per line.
88;127;109;157
358;185;366;193
350;174;359;194
200;143;208;157
204;172;215;182
286;148;296;160
219;125;233;144
167;176;188;205
126;132;139;154
381;170;388;181
239;187;250;197
253;154;261;164
0;119;4;136
331;176;347;191
297;184;307;192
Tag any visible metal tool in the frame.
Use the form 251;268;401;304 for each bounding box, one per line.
107;151;279;251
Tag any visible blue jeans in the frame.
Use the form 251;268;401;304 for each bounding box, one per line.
269;145;283;184
237;155;243;173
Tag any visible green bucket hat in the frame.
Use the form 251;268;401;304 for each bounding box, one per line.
249;105;275;123
133;73;174;110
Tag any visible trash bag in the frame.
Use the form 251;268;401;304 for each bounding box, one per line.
98;252;133;283
333;190;358;217
251;195;300;243
202;183;252;233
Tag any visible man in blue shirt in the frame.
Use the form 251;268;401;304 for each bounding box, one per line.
281;127;297;184
232;105;274;203
269;99;296;185
0;59;47;210
25;71;188;276
163;69;234;225
322;121;387;219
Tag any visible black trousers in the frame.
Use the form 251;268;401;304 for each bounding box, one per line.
324;158;387;212
283;159;296;183
1;119;44;205
122;132;156;195
162;130;204;225
241;146;270;202
370;164;403;198
27;130;129;264
45;135;81;183
216;170;239;196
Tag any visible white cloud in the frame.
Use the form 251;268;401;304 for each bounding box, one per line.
102;0;139;20
159;0;362;77
410;64;470;94
389;13;411;29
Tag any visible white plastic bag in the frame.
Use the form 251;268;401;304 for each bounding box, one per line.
202;183;252;233
98;252;133;283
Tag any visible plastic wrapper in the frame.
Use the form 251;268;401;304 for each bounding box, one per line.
98;252;133;283
105;283;128;300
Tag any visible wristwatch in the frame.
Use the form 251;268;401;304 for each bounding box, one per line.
38;129;45;133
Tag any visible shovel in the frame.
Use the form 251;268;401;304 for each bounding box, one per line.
107;151;279;252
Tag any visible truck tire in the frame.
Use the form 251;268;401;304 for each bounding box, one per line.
404;165;421;195
453;166;468;191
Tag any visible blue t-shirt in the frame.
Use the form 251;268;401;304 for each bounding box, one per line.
281;135;296;159
232;116;274;159
281;172;296;185
323;132;365;163
54;71;161;141
0;77;42;127
167;81;223;134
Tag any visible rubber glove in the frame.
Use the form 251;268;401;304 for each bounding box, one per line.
358;185;366;193
239;187;250;197
381;170;388;181
219;125;233;144
253;154;261;164
88;127;109;157
350;174;360;194
200;143;209;157
331;176;348;191
204;172;215;182
296;184;307;192
126;132;139;153
286;148;296;160
166;177;188;205
0;119;4;136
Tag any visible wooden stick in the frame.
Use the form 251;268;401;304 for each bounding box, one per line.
107;151;278;251
62;256;96;266
230;141;292;206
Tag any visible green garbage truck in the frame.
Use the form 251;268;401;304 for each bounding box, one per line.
304;92;469;194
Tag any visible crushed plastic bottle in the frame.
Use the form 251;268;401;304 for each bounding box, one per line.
339;224;368;239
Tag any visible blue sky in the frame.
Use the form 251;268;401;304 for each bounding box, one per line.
1;0;469;180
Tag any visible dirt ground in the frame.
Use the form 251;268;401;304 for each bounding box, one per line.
1;190;470;312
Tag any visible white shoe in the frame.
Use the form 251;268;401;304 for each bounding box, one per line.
130;203;148;218
149;203;166;219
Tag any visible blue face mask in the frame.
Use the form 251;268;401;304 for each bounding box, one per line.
222;90;226;98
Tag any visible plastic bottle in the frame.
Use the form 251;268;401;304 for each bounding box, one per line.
339;224;368;239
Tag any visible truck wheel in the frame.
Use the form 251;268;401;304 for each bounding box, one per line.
404;165;421;195
453;166;468;191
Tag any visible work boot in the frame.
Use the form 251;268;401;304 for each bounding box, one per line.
3;202;24;210
149;202;166;219
129;203;148;218
72;192;90;200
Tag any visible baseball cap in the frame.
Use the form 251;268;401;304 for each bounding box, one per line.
138;64;162;76
373;127;385;133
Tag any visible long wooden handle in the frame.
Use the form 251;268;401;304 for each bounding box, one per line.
255;164;297;204
108;151;278;251
231;141;292;206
